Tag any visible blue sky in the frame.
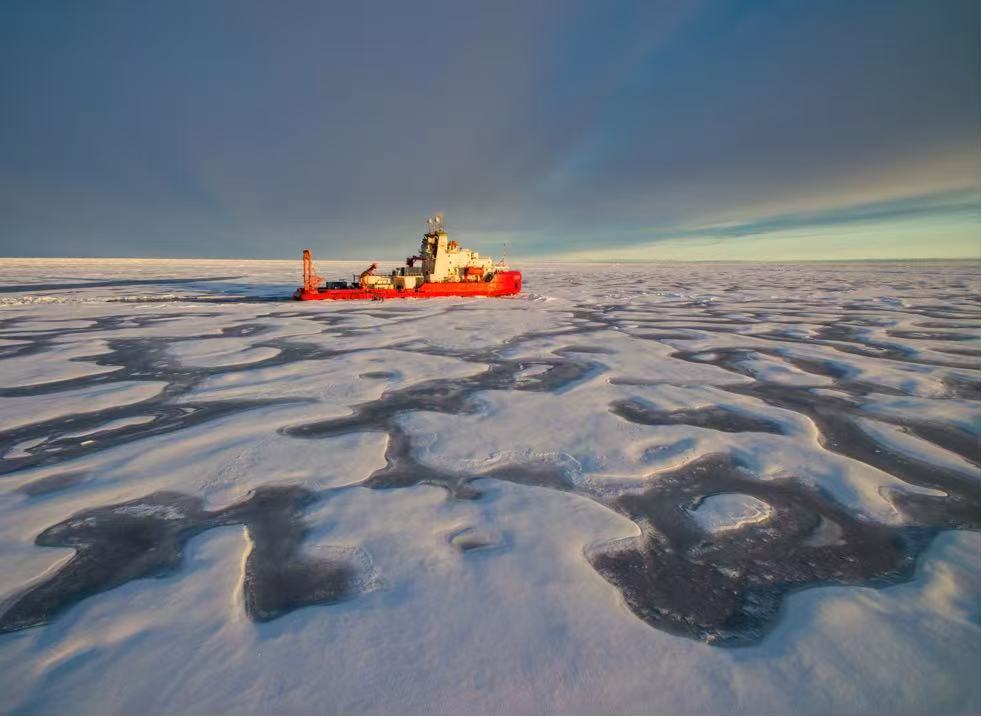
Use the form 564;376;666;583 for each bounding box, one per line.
0;0;978;260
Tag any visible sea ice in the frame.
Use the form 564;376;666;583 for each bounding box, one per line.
0;258;976;714
688;493;774;533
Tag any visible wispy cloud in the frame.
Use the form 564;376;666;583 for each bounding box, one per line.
644;190;979;242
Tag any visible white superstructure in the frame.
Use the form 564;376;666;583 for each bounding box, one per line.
361;215;508;290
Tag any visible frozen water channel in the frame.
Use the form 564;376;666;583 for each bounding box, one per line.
0;257;978;713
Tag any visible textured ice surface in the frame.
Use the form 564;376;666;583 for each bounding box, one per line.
0;258;978;713
689;493;774;533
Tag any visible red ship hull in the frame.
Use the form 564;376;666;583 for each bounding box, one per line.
293;270;522;301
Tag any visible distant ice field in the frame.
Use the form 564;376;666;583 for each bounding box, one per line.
0;258;978;714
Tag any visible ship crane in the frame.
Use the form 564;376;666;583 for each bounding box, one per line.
301;250;324;294
358;262;378;288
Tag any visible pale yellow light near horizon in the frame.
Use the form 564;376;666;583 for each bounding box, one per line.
559;215;980;262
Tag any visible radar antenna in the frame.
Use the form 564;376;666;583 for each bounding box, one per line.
426;214;446;234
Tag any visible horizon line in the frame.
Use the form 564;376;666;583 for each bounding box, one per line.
0;255;978;264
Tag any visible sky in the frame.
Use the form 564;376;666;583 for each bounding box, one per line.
0;0;978;261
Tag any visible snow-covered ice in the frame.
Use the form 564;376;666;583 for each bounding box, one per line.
688;493;774;533
0;258;978;714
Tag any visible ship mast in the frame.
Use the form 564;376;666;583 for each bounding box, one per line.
426;214;446;234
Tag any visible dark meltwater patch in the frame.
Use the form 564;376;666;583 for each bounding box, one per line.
221;486;355;621
634;331;702;342
0;492;210;634
448;527;503;552
553;345;617;355
610;398;785;435
886;330;979;341
359;370;400;380
587;455;926;646
0;486;364;633
0;276;244;293
18;472;89;496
